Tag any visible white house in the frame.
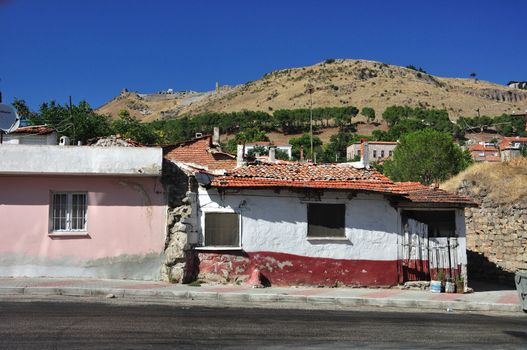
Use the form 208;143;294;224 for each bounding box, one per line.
186;161;475;287
1;125;58;145
346;140;397;163
244;141;292;159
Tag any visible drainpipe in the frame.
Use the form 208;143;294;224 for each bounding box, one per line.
360;139;369;169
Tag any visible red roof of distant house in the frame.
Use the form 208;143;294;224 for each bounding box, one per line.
211;163;475;206
468;144;498;152
10;125;55;135
163;135;237;171
351;141;398;145
500;137;527;150
246;141;292;147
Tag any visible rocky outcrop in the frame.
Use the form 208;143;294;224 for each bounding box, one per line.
160;162;199;283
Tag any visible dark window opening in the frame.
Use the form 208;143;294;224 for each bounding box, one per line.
307;203;345;238
205;212;240;246
402;210;456;237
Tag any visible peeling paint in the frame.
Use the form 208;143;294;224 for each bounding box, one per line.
197;251;399;287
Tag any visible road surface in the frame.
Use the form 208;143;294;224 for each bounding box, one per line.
0;297;526;349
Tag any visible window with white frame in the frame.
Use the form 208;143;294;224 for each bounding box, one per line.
307;203;345;238
204;212;240;247
50;192;87;232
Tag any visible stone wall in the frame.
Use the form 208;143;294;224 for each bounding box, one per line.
457;181;527;284
160;161;198;283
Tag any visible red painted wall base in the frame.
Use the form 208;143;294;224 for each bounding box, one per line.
196;250;400;287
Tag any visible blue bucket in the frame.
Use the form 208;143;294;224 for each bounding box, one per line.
430;280;442;293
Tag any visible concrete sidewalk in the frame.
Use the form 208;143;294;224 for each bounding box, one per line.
0;277;522;313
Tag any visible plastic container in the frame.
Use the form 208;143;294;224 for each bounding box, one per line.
515;271;527;311
430;280;442;293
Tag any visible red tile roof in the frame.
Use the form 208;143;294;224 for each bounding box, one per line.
211;163;475;207
11;125;55;135
395;182;477;206
500;137;527;150
163;135;237;171
246;141;292;147
351;141;398;145
468;144;498;152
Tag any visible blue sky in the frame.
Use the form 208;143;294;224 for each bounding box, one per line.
1;0;525;110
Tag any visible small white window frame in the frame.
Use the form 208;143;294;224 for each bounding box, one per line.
49;191;88;236
199;208;242;250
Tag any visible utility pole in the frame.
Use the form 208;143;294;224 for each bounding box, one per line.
306;83;314;161
69;96;75;143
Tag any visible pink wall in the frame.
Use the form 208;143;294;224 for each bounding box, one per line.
0;175;166;279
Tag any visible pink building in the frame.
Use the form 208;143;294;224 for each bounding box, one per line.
0;144;167;280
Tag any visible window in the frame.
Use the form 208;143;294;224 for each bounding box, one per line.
381;150;385;158
307;203;345;238
389;151;393;157
373;150;377;158
51;192;87;232
204;212;240;247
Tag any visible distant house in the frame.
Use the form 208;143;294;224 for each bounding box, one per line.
508;81;527;90
0;143;166;280
1;125;57;145
346;140;397;163
468;143;500;162
244;141;292;159
500;136;527;161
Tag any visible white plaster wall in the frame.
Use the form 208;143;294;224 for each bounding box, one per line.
2;132;57;145
0;145;162;176
197;187;401;261
455;208;467;264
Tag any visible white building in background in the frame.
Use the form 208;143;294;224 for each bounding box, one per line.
347;140;397;163
1;125;58;145
244;141;292;159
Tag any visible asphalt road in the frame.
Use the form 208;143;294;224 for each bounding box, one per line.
0;298;526;349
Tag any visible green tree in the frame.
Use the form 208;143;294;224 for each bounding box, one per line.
361;107;376;123
224;128;269;154
111;109;160;144
29;100;113;144
384;129;472;185
289;133;322;161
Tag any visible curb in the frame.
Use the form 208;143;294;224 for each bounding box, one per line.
0;287;521;313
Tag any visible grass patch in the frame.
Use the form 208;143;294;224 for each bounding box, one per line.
442;158;527;204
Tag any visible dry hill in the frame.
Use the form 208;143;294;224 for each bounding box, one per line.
97;59;527;122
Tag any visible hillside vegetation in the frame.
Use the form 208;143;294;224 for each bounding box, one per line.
97;59;527;122
442;158;527;204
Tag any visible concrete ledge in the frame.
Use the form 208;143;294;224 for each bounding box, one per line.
124;289;176;299
188;291;219;301
0;287;24;295
60;287;93;297
0;285;520;314
24;287;61;296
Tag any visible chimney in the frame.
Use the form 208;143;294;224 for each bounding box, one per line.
300;146;304;162
237;144;245;167
268;147;276;162
360;139;369;168
213;127;220;146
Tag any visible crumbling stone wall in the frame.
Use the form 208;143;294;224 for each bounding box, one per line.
456;181;527;284
160;161;198;283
